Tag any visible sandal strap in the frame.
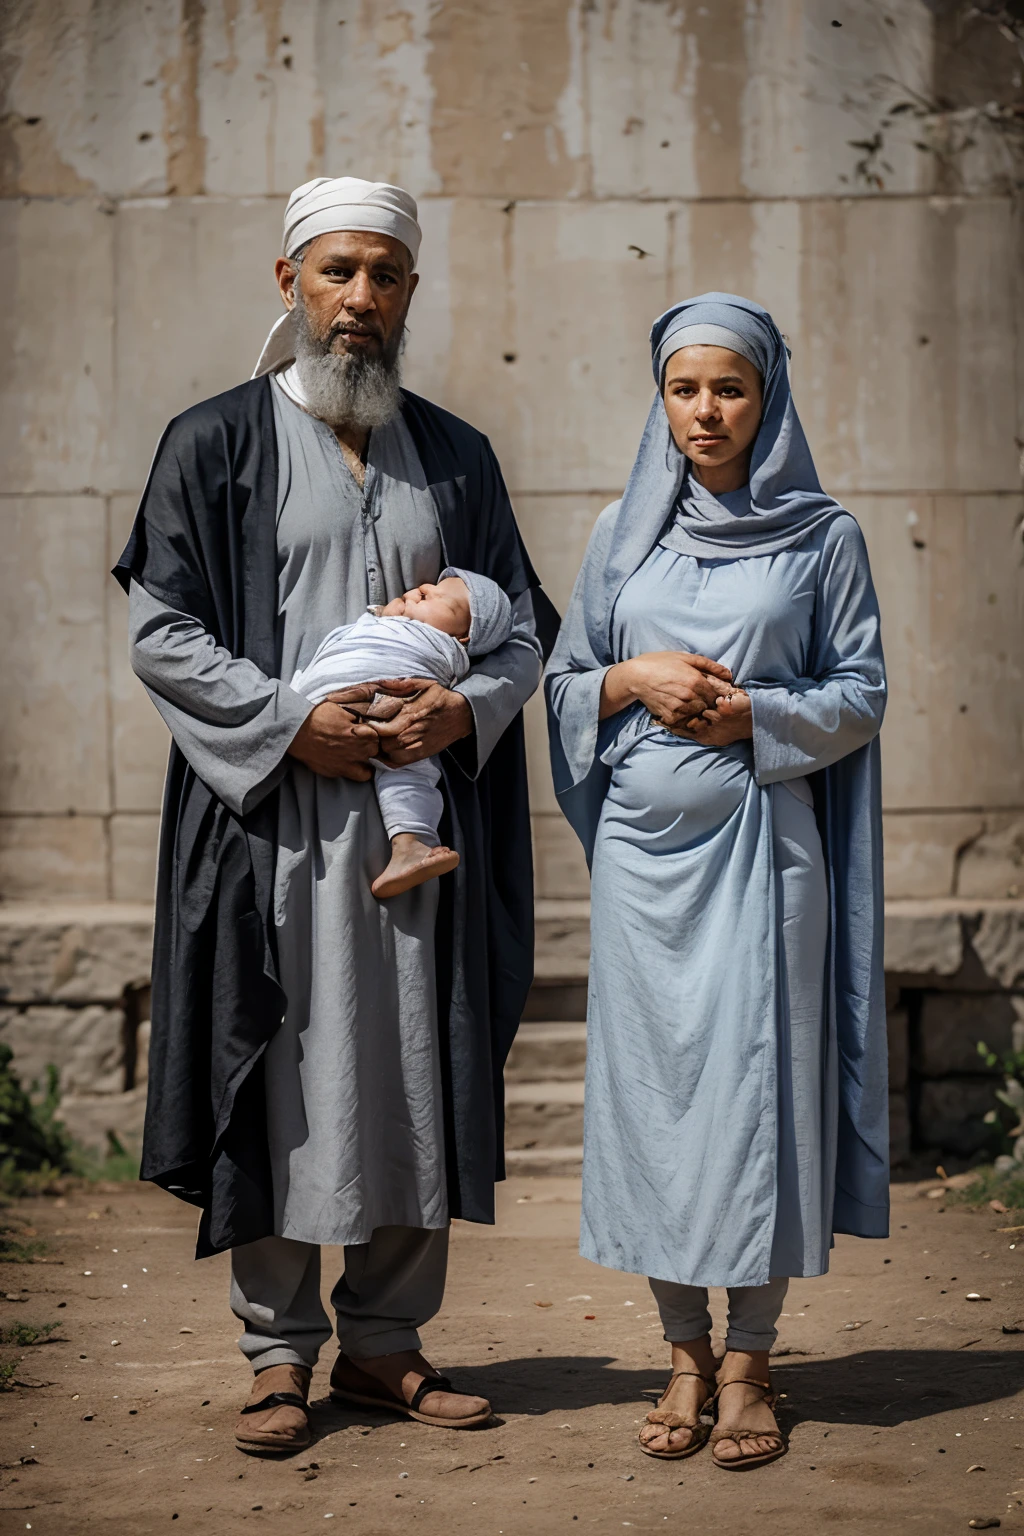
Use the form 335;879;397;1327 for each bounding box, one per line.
709;1376;776;1410
710;1424;783;1448
409;1374;455;1414
241;1390;311;1420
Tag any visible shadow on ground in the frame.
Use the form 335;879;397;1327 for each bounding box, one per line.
306;1349;1024;1437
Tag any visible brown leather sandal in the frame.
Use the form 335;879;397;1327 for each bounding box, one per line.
638;1369;714;1460
706;1376;787;1470
329;1352;492;1428
235;1364;313;1454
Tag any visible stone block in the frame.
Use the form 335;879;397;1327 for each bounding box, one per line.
0;497;111;815
0;199;114;492
916;992;1023;1077
796;200;1020;494
56;1086;147;1156
507;201;671;494
0;2;178;198
524;693;558;818
0;817;108;903
107;495;171;816
402;199;516;473
199;0;322;197
504;1022;587;1084
887;1007;909;1093
889;1091;911;1167
514;493;608;613
0;1004;125;1098
883;814;985;901
854;495;1024;813
533;815;591;904
883;902;963;977
915;1077;997;1157
534;899;591;981
111;198;285;490
423;0;584;199
0;903;154;1005
958;818;1024;901
504;1080;585;1150
110;816;160;904
973;907;1024;991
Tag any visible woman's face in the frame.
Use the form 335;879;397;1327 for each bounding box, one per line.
662;345;763;480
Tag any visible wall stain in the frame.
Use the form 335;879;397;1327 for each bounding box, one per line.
161;0;207;195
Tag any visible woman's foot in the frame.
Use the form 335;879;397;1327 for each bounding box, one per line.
638;1335;716;1458
638;1369;713;1456
371;834;460;899
710;1351;785;1468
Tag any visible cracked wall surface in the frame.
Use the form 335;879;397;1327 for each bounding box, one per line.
0;0;1021;907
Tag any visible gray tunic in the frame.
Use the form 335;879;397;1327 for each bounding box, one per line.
130;380;542;1246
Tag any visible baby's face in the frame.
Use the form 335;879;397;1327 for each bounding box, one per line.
380;577;471;642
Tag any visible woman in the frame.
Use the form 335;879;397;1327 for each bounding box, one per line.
545;294;888;1471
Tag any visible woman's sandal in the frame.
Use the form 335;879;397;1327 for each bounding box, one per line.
638;1369;715;1460
706;1376;787;1471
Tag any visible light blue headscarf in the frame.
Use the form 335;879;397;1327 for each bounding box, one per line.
597;295;843;630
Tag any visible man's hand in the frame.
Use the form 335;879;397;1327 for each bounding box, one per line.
287;685;381;781
369;678;474;766
672;688;754;746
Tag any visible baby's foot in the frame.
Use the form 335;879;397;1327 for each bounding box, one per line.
371;834;460;899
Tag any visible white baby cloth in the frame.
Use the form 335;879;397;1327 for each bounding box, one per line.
290;611;472;846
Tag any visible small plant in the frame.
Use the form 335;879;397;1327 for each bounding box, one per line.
0;1361;17;1391
977;1040;1024;1166
0;1321;61;1347
0;1044;76;1194
0;1218;48;1263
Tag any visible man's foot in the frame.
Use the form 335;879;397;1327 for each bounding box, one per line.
371;835;459;899
638;1368;713;1457
329;1348;491;1428
709;1363;785;1468
235;1363;312;1455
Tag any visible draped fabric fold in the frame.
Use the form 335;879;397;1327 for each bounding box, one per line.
545;294;889;1283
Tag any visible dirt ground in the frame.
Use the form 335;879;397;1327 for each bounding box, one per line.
2;1176;1024;1536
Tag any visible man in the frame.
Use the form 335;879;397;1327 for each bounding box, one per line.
115;176;556;1452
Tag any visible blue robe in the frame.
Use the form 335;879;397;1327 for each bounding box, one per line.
546;502;889;1287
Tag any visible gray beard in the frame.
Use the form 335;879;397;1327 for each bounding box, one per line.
290;289;404;431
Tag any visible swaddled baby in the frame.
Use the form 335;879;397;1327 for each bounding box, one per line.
291;566;513;899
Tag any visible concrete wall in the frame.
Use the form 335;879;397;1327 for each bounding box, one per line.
1;0;1022;909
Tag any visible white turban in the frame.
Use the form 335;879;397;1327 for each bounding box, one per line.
253;175;422;380
283;176;421;266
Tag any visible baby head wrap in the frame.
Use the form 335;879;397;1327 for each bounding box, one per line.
440;568;514;657
252;175;422;379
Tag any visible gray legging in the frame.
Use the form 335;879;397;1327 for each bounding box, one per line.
649;1275;789;1352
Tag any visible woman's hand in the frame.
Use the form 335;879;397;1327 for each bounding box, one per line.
671;688;753;746
600;652;733;726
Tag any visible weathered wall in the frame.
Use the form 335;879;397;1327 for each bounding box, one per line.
1;0;1022;909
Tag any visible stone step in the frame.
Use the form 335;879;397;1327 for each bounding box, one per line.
504;1077;585;1150
504;1145;583;1176
505;1021;587;1082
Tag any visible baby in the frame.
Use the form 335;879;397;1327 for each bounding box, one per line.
291;567;513;900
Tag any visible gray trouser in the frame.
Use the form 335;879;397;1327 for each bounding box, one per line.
649;1275;789;1353
230;1225;449;1372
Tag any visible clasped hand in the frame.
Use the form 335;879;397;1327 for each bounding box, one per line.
601;651;753;747
287;679;473;781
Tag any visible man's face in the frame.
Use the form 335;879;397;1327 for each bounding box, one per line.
275;231;418;361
